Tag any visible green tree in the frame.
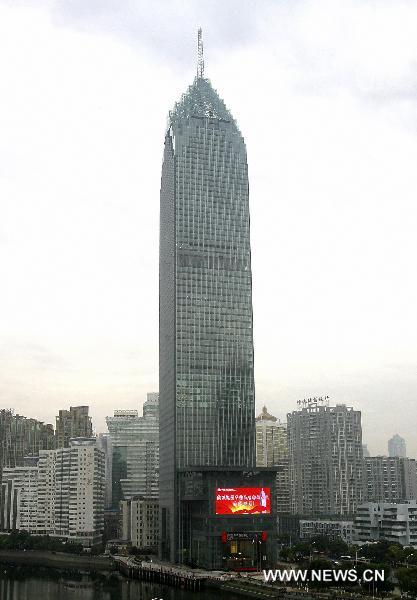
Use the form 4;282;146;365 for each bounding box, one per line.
279;546;295;562
386;544;404;565
358;540;392;564
0;532;83;554
403;547;417;565
308;558;335;587
397;566;417;594
356;562;393;594
309;535;349;557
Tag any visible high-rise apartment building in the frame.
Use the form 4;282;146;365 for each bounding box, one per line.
388;434;407;458
255;406;290;514
37;449;56;534
287;404;363;516
1;439;105;547
364;456;417;503
106;393;159;508
56;438;104;547
55;406;92;448
159;32;275;569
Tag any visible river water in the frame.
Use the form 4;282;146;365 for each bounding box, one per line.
0;566;242;600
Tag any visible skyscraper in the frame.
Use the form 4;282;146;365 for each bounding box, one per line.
388;434;407;458
105;393;159;508
159;32;275;569
287;403;364;516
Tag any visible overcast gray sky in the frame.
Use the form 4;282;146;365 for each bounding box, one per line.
1;0;417;456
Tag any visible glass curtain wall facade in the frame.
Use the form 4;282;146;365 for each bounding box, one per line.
105;394;159;508
159;73;255;562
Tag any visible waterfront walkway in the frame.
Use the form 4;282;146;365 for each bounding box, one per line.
113;558;380;600
114;555;230;590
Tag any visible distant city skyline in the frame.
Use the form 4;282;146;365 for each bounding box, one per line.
1;1;417;457
3;399;411;468
388;433;407;458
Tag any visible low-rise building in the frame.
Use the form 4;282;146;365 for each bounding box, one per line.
354;502;417;547
299;519;353;544
120;496;159;551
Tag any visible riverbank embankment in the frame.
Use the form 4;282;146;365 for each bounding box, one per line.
0;550;114;571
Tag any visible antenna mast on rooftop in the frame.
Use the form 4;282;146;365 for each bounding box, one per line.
197;27;204;79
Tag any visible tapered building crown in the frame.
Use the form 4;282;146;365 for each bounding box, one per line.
170;77;237;126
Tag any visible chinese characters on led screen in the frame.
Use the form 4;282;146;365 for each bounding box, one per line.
215;487;271;515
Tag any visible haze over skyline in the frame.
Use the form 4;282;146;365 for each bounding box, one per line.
1;1;417;456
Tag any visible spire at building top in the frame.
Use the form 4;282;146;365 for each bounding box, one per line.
197;27;204;79
168;29;240;129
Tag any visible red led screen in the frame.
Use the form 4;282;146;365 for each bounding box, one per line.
215;487;271;515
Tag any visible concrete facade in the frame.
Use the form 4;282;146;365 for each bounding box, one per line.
1;439;105;548
287;404;363;517
364;456;417;503
354;501;417;547
1;464;39;533
255;406;290;515
55;406;92;449
120;496;159;550
299;519;353;543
